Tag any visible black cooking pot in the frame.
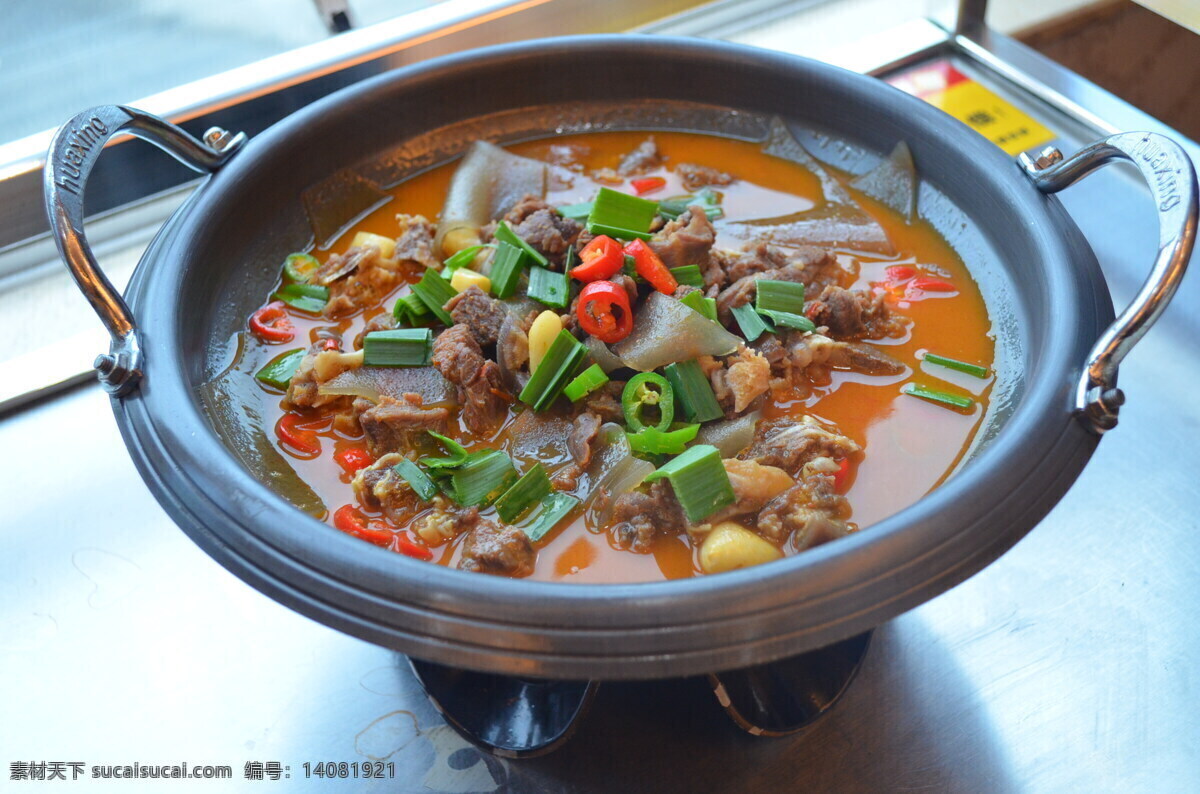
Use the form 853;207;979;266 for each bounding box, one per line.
46;36;1194;682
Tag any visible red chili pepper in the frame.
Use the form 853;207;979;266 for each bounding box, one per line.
832;458;851;494
334;447;373;475
276;413;321;456
630;176;666;196
571;235;625;282
623;238;677;295
577;280;634;344
319;337;340;351
884;265;916;283
908;276;956;292
249;301;295;343
332;505;395;549
395;533;434;561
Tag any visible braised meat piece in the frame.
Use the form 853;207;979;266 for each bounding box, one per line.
568;411;602;468
610;480;688;553
285;344;360;409
445;286;507;348
431;324;508;434
758;331;906;390
709;459;794;523
357;394;449;457
741;416;859;475
650;206;717;283
617;137;663;175
807;285;906;340
580;380;625;424
755;458;856;550
413;497;484;546
676;163;732;191
393;214;440;269
321;246;404;319
502;195;583;267
352;453;423;523
714;247;847;325
700;346;771;416
459;522;535;577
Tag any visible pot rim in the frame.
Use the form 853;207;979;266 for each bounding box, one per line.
115;35;1107;676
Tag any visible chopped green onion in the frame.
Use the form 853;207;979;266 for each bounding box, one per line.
363;328;432;367
419;430;469;470
731;303;774;341
522;492;580;543
679;290;718;322
274;283;329;313
627;423;700;455
669;265;705;287
283;253;320;284
923;352;990;379
759;309;816;333
527;266;570;309
563;363;610;402
755;280;806;314
663;360;724;423
657;188;724;221
557;201;594;220
489;241;528;299
449;450;519;507
410;268;458;325
518;329;587;411
392;457;438;501
494;463;552;524
622;372;675;432
494;220;549;267
442;244;493;278
254;348;305;390
587;187;659;241
393;291;430;325
644;444;735;523
902;383;975;411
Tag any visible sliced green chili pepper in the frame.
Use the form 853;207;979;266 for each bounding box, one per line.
621;372;675;432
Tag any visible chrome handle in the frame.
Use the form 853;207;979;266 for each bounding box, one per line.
1020;133;1197;434
43;105;246;396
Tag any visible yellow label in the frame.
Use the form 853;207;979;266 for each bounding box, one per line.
924;80;1056;156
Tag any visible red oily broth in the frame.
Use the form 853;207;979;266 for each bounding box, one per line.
258;130;994;583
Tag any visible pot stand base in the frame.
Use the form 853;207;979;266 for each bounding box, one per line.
408;630;872;756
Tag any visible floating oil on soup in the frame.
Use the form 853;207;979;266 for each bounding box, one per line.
234;124;995;584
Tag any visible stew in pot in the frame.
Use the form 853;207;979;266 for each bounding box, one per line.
238;125;995;583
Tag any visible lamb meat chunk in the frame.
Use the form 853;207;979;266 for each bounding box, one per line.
358;394;450;457
502;195;583;267
458;521;535;577
286;343;360;409
765;331;905;386
807;285;906;340
709;459;795;523
617;137;663;176
568;411;602;468
723;346;771;414
714;248;846;325
352;452;423;523
393;214;440;269
431;324;509;434
321;246;404;319
650;206;717;284
445;286;507;347
580;380;625;424
755;459;856;549
353;312;397;350
677;163;733;191
414;497;483;546
741;416;859;475
825;339;906;375
610;480;687;553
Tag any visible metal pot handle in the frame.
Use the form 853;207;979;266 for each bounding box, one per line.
1020;133;1197;434
43;105;246;396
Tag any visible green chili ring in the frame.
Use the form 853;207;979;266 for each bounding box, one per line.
622;372;675;432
